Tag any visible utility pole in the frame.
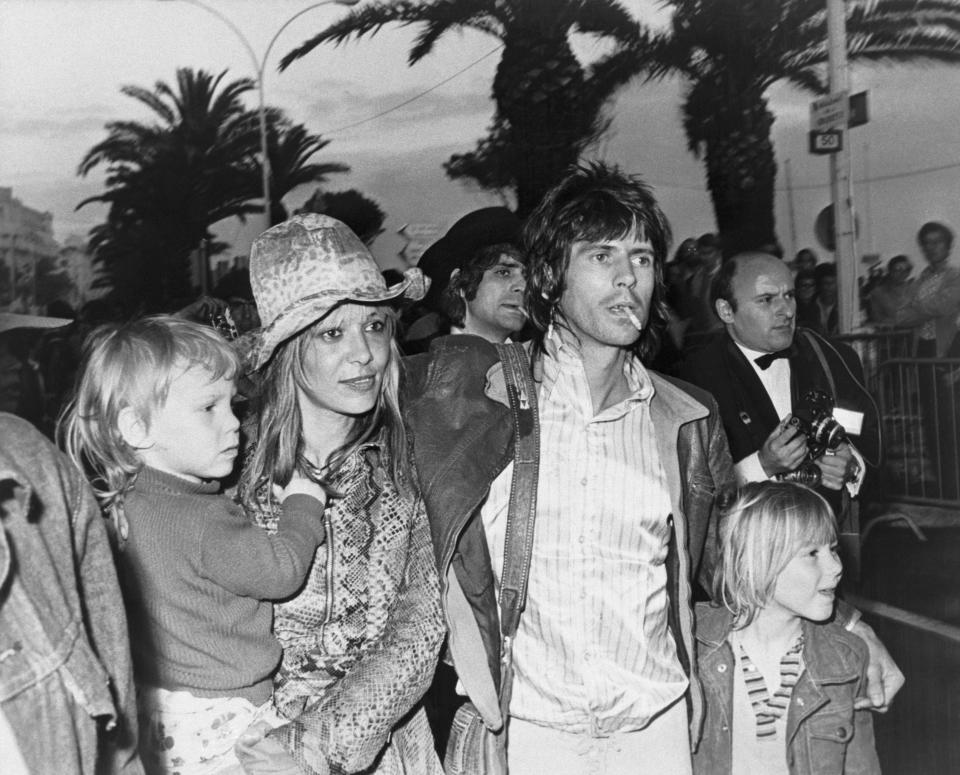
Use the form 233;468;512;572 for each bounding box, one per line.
827;0;859;333
784;158;798;259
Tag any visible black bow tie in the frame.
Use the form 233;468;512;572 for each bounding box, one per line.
754;348;793;370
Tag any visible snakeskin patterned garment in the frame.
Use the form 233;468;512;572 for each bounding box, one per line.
248;436;444;775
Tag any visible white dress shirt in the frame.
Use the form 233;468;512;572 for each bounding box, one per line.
732;341;864;494
481;329;688;735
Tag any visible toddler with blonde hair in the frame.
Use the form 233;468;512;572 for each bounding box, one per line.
60;315;327;774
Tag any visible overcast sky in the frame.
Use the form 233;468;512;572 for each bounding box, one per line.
2;0;959;273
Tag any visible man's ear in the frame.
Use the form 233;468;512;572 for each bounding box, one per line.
449;268;463;296
715;297;735;325
117;407;149;449
537;264;557;300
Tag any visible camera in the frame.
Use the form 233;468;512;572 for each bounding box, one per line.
209;307;239;341
778;460;823;488
777;390;847;487
788;389;847;460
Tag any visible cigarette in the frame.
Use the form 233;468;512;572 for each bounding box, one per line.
626;309;643;330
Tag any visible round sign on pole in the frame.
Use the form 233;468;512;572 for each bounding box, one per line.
814;204;860;252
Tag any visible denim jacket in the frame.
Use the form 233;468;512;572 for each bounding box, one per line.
403;335;736;741
0;413;142;774
693;604;880;775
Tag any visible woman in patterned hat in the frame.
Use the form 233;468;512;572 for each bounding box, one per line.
236;214;444;775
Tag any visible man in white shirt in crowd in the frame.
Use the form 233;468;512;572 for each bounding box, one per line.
678;252;882;574
408;180;904;773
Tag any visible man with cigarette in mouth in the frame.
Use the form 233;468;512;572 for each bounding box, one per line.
405;162;737;773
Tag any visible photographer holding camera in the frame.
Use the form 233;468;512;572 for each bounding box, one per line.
679;253;880;566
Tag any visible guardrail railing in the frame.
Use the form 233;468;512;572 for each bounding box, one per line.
877;357;960;505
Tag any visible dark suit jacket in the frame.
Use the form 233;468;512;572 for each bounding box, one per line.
677;327;880;480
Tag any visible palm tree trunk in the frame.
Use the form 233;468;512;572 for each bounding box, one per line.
704;96;778;256
494;32;588;217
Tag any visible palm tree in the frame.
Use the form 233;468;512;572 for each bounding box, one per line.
78;68;260;306
79;68;347;307
633;0;960;255
280;0;641;216
264;115;350;224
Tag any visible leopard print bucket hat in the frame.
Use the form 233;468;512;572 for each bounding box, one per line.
247;214;427;371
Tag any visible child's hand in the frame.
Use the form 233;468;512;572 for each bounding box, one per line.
281;476;327;508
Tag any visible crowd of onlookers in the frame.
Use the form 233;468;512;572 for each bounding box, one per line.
5;219;959;446
5;170;953;774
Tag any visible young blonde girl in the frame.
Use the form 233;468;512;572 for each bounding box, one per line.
693;481;880;775
60;315;327;775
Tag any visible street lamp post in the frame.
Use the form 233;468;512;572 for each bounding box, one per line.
163;0;358;231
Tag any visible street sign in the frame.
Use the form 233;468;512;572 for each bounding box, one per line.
848;91;868;128
810;91;849;131
398;223;441;241
809;129;843;155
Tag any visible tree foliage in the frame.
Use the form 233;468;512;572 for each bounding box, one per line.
297;188;387;245
280;0;642;216
78;68;347;309
632;0;960;254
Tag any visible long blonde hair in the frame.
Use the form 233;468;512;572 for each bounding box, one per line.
59;315;239;536
715;481;837;628
238;305;411;512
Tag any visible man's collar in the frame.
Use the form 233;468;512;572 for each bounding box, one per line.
544;324;654;402
732;338;796;371
732;339;775;362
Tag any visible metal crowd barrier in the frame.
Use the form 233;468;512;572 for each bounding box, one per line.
876;357;960;506
834;329;914;394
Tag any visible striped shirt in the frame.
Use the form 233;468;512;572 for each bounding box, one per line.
731;632;804;775
481;328;688;735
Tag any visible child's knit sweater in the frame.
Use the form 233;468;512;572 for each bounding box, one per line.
119;466;325;704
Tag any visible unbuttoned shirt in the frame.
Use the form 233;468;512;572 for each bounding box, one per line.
481;328;688;735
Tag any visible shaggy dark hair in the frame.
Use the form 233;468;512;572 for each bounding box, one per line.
440;242;524;328
522;162;672;364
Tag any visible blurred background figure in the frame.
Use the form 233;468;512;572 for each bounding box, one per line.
792;247;819;276
814;263;840;337
894;221;960;499
0;312;72;436
680;232;724;350
868;255;914;327
794;268;822;333
896;221;960;358
212;268;261;335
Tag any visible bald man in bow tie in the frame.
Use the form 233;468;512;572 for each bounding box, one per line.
677;253;880;539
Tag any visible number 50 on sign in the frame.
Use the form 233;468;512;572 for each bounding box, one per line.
809;130;843;155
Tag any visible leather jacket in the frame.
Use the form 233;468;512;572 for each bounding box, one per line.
403;335;735;741
693;604;880;775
